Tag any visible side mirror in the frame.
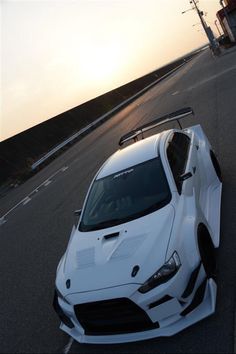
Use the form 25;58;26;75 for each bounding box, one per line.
74;209;82;226
179;172;192;182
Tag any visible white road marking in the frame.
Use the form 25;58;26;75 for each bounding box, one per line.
63;337;74;354
22;197;31;205
0;217;6;226
172;91;179;96
186;65;236;92
44;180;52;187
0;166;69;224
0;198;29;221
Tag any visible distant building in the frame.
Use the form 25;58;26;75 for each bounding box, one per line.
217;0;236;42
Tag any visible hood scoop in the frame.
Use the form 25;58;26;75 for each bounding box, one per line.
110;235;144;260
62;204;175;293
76;234;145;270
103;232;120;240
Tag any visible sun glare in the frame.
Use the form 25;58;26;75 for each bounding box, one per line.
79;42;122;85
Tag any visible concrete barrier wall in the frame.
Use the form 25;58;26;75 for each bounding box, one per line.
0;53;198;187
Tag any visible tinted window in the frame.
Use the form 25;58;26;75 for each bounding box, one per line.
79;158;171;231
167;132;190;193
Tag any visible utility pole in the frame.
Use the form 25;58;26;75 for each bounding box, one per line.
182;0;220;55
190;0;218;53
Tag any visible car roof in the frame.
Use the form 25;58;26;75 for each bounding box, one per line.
97;133;163;179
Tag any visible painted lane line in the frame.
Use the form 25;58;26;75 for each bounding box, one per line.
0;197;30;220
0;166;69;224
22;197;31;206
28;166;68;196
0;217;6;226
172;91;179;96
44;180;52;187
185;65;236;92
63;337;74;354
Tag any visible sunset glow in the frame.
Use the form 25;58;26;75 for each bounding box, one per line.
79;41;123;85
1;0;222;141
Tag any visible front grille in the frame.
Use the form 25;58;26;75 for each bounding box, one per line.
74;297;159;335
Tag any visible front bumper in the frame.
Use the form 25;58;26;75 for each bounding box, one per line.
54;274;217;344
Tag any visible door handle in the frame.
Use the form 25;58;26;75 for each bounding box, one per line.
192;166;196;174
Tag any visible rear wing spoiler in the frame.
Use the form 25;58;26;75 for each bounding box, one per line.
119;107;194;146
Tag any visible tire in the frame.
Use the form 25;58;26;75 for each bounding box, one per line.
197;224;217;280
210;150;222;182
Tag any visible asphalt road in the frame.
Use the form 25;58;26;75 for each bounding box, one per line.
1;47;236;354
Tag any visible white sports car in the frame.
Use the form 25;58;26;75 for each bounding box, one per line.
53;108;222;344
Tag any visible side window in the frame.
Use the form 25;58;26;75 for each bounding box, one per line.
167;132;191;193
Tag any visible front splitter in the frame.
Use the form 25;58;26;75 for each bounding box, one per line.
60;279;216;344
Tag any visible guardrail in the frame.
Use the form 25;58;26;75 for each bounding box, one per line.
31;60;188;170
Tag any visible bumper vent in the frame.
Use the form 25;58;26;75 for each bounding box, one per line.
181;278;207;316
74;297;159;335
182;262;201;299
149;295;173;309
53;292;74;329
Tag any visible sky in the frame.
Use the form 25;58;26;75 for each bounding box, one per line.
1;0;222;142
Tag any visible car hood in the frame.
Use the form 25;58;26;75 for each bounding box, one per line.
56;204;175;295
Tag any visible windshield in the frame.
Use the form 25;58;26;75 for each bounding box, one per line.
79;157;171;231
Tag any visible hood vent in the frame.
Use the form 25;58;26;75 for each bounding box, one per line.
111;235;144;260
103;232;120;240
76;248;95;269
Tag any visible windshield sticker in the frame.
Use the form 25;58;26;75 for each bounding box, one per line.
114;169;134;179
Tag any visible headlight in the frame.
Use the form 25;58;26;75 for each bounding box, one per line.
138;252;181;294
